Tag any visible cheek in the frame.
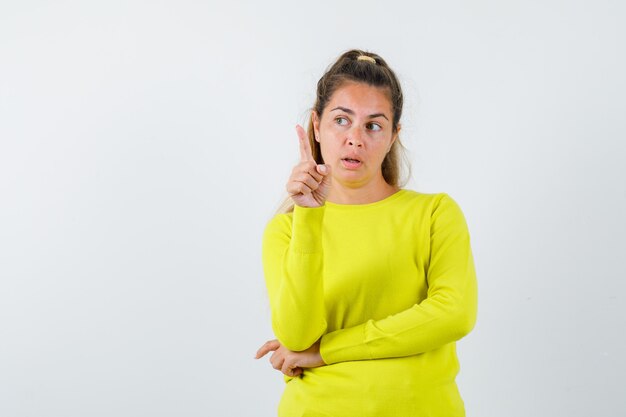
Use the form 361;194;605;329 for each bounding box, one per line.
372;141;393;162
318;140;333;157
318;138;341;160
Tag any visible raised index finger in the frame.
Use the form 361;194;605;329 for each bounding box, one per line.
296;124;314;162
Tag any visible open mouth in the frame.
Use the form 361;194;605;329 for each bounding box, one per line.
341;157;362;169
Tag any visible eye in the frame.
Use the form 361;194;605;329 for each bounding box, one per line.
366;122;382;132
335;117;349;126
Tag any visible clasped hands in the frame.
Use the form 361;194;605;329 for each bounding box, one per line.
255;338;326;377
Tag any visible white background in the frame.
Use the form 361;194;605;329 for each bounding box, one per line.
1;1;625;416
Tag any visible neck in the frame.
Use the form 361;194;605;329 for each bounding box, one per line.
327;176;399;205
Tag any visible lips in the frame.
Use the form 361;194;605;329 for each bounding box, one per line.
341;156;362;169
341;154;362;163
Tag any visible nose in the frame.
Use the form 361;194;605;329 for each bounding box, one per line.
347;127;363;148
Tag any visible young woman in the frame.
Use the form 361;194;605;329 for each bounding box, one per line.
255;49;478;417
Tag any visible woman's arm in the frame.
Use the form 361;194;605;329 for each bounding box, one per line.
319;194;478;364
262;204;328;352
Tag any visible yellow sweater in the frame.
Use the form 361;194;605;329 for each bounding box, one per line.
262;190;477;417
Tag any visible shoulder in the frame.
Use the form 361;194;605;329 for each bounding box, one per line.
395;189;461;212
398;188;450;201
398;189;468;227
399;189;462;208
424;193;470;236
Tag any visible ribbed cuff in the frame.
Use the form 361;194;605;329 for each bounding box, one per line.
319;323;370;364
291;204;325;253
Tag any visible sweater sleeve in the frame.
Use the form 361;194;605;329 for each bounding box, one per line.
319;194;477;364
261;204;328;352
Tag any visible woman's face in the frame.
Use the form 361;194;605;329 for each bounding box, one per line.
312;81;399;188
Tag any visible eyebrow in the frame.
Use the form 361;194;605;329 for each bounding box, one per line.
330;106;389;121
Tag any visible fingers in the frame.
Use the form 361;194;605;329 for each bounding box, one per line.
281;358;301;377
286;161;324;196
257;340;304;377
289;126;331;207
255;339;280;359
293;162;323;182
287;174;320;196
287;164;330;196
296;124;314;162
280;354;304;377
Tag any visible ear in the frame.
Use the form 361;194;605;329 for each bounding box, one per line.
389;123;401;152
312;111;321;143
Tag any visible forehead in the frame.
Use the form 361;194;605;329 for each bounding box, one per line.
325;82;392;115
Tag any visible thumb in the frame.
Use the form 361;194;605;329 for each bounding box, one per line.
316;164;329;175
318;164;332;188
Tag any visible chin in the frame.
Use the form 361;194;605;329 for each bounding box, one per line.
337;173;370;187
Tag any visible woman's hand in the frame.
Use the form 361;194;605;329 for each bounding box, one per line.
255;339;326;377
286;125;332;208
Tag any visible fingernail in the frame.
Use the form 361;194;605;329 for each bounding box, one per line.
318;165;327;174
